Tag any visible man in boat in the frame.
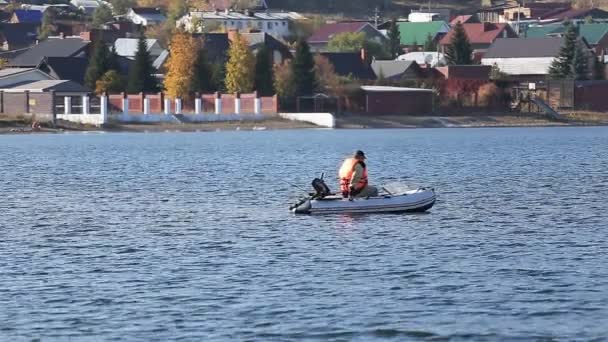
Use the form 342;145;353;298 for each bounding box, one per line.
339;150;379;199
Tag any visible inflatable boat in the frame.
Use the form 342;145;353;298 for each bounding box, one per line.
290;178;436;215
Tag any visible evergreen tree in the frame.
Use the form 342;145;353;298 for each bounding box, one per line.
191;47;214;93
95;70;124;94
38;8;57;40
387;19;401;59
423;32;437;51
127;37;158;93
92;4;113;28
572;43;588;80
164;30;197;99
548;22;578;79
291;39;316;96
84;37;110;89
445;22;473;65
107;45;120;72
224;31;255;93
253;46;274;96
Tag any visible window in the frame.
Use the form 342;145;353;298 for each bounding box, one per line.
267;22;272;29
237;21;243;29
257;22;262;29
282;21;286;26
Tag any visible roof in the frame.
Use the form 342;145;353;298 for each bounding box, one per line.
397;51;446;67
319;52;376;80
0;23;39;48
70;0;100;8
434;65;492;80
114;38;158;57
308;22;370;43
440;23;516;46
9;38;90;67
526;23;608;45
1;80;90;92
482;37;563;58
199;0;268;10
12;9;42;23
543;8;608;21
0;67;37;78
131;7;162;14
187;10;303;21
371;60;420;79
193;33;230;63
40;57;89;84
397;21;449;46
240;32;291;57
361;86;432;92
450;15;477;26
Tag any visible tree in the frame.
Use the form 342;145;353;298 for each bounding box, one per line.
92;4;113;28
291;39;316;96
164;30;198;99
572;43;588;80
109;0;134;15
274;60;295;102
38;8;57;40
95;70;124;94
85;37;110;89
0;58;7;70
490;63;507;81
127;36;158;93
167;0;188;27
423;32;437;52
314;54;340;94
548;22;578;79
387;19;401;59
254;46;274;96
224;31;255;93
107;45;120;72
327;32;390;59
191;46;215;93
445;22;473;65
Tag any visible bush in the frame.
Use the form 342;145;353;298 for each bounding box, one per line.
478;83;503;107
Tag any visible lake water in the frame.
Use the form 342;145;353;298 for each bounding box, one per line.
1;127;608;341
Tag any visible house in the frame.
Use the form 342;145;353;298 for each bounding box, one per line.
396;21;450;51
525;23;608;56
126;7;166;26
38;57;89;85
481;37;568;82
542;8;608;24
70;0;101;16
198;0;268;11
193;33;230;64
0;23;39;51
308;22;387;51
371;60;423;81
433;65;492;81
177;10;304;40
397;51;446;67
409;8;451;22
0;67;53;88
113;38;168;73
238;31;291;63
440;23;517;54
450;14;479;26
359;86;434;115
9;9;43;24
319;52;376;80
9;37;91;68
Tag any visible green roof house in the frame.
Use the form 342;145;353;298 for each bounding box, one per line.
397;21;450;49
525;23;608;55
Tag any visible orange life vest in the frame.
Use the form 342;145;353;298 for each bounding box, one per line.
339;158;368;195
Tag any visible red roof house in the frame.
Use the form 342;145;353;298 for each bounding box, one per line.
440;22;517;53
308;22;387;51
449;14;479;26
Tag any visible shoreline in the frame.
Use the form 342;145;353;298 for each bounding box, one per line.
1;113;608;134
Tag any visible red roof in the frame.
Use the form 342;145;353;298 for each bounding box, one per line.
450;15;473;26
440;23;517;46
308;22;371;43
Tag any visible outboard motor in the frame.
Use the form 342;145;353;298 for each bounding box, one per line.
311;178;331;198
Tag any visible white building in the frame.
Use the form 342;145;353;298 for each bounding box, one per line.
126;7;166;26
177;10;306;40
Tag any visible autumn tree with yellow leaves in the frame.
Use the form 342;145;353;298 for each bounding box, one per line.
224;32;255;93
164;30;198;99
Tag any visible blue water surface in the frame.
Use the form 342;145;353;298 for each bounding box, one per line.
1;127;608;341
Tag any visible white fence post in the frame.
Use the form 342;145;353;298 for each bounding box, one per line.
122;97;129;114
143;98;150;114
195;98;202;114
64;96;71;115
234;94;241;114
175;98;182;114
100;95;108;124
82;95;89;115
254;97;261;115
215;92;222;115
164;98;171;115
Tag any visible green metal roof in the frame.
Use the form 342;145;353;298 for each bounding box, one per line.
397;21;448;46
525;23;608;44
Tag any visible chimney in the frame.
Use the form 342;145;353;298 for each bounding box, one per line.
227;29;238;42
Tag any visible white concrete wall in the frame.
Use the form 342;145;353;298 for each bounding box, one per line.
56;113;106;126
482;57;555;75
113;113;266;123
279;112;335;128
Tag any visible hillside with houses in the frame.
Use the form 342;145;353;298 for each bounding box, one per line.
1;0;608;127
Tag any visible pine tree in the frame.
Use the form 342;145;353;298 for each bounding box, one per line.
387;19;401;59
191;46;214;93
292;39;316;96
423;32;437;52
445;22;473;65
127;37;158;93
38;8;57;40
107;45;120;72
164;30;197;99
254;46;274;96
548;22;578;79
224;31;255;93
572;43;588;80
84;37;110;89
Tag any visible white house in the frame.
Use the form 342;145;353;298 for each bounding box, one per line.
177;9;305;40
126;7;166;26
